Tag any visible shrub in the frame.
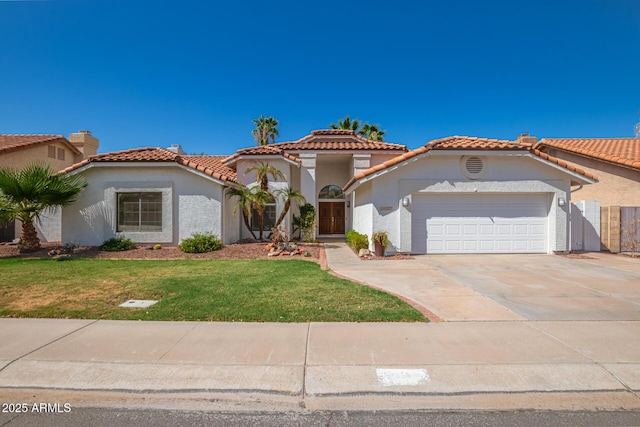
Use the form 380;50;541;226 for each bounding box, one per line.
100;236;136;252
346;230;369;252
179;232;223;253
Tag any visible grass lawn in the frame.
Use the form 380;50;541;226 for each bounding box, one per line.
0;258;425;322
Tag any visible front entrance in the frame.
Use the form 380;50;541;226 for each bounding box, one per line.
319;202;345;235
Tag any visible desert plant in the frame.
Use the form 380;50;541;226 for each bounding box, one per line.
371;231;389;248
179;232;223;253
100;235;136;252
346;230;369;252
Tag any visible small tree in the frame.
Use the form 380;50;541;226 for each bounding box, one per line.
0;163;85;253
274;187;306;228
226;186;258;240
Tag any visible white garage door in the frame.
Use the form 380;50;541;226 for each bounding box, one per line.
412;193;549;254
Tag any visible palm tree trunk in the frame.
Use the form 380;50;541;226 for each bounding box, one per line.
19;218;40;253
242;210;257;240
274;200;291;228
257;207;265;240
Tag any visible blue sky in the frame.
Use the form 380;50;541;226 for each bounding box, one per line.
1;0;639;154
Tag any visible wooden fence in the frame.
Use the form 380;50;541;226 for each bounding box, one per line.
601;206;640;253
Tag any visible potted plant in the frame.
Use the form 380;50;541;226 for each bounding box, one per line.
371;231;389;257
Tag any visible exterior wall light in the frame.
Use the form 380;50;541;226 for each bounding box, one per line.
346;200;350;208
558;197;566;206
402;197;410;207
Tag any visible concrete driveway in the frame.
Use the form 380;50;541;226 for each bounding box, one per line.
326;244;640;321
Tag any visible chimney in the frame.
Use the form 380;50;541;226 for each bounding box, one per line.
516;132;538;146
69;130;100;159
166;144;186;155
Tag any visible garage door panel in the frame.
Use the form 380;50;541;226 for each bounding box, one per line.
412;194;549;254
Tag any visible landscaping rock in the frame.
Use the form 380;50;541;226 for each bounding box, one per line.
358;248;371;257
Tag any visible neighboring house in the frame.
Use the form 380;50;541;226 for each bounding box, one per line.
0;130;99;242
536;138;640;206
57;130;598;255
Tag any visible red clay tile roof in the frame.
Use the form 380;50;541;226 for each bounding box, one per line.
538;138;640;170
59;147;237;183
343;136;597;191
0;134;81;156
223;145;301;165
271;129;407;152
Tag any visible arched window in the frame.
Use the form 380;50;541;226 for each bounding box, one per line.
318;185;344;199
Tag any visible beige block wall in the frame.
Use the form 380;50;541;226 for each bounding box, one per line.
549;150;640;206
0;144;81;170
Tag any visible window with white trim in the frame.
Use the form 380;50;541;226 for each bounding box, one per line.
117;192;163;232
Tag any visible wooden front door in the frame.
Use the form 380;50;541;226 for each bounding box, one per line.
319;202;345;235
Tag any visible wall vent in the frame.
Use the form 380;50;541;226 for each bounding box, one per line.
461;156;486;179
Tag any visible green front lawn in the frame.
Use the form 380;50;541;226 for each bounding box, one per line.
0;258;425;322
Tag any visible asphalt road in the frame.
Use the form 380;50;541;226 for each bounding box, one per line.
2;408;640;427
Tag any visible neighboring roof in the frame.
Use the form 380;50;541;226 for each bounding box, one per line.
0;134;81;156
223;145;301;165
343;135;597;191
59;147;238;183
537;138;640;170
270;129;408;152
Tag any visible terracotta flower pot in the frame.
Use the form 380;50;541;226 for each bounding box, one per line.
374;242;386;257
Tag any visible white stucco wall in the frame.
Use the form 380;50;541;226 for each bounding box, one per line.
348;153;578;254
35;207;61;242
61;165;228;246
352;183;373;242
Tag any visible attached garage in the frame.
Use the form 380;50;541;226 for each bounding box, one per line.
411;193;550;254
343;135;598;256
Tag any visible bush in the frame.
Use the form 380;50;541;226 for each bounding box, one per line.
346;230;369;252
100;236;136;252
179;232;223;253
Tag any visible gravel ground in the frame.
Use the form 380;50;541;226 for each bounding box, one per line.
0;241;322;261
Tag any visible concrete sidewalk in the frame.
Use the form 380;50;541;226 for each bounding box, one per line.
1;318;639;411
1;244;639;411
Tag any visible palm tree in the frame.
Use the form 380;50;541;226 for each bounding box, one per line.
0;163;85;253
359;123;385;141
273;187;306;228
244;161;286;192
226;186;258;240
252;115;279;145
329;116;361;133
251;189;271;240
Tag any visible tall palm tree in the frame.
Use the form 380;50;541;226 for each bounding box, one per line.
329;116;361;133
226;186;258;240
0;163;85;253
252;115;279;145
359;123;386;141
244;161;286;192
273;187;306;228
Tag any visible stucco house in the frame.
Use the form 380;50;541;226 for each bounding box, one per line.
58;130;597;255
0;130;99;242
536;137;640;206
